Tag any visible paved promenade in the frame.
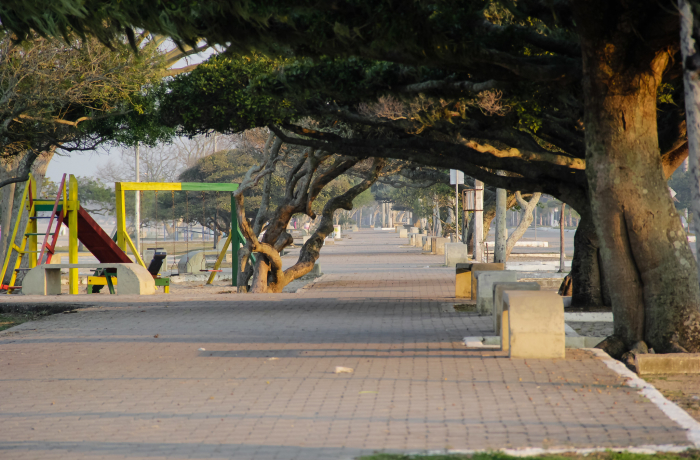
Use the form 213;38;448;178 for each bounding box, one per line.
0;230;695;459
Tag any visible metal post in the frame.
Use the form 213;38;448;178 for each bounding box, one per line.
474;180;484;262
134;143;141;258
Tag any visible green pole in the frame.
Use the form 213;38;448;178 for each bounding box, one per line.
231;192;251;288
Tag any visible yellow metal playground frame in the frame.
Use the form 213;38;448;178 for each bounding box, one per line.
115;181;245;285
0;174;82;294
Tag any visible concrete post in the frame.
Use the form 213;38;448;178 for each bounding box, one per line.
494;175;506;263
559;203;566;272
474;180;484;262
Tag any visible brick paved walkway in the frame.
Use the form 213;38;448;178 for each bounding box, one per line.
0;230;694;459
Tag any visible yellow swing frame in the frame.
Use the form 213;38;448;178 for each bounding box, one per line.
115;181;244;285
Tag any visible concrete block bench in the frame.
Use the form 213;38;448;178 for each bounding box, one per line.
476;271;518;315
431;237;449;255
518;277;567;290
470;263;505;300
399;229;408;238
492;282;540;333
501;290;565;358
455;263;473;298
444;243;470;267
422;236;431;251
23;263;156;296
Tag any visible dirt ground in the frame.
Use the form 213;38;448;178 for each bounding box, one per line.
43;271;321;296
643;374;700;422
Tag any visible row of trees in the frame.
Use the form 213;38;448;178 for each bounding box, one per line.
1;0;699;355
0;27;212;281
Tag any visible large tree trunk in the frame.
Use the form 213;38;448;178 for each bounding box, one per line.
577;5;700;352
568;212;609;308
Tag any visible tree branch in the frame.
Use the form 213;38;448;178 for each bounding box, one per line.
398;78;505;95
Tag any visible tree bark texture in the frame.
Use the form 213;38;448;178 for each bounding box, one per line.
568;213;611;308
679;0;700;287
236;154;385;293
576;4;700;351
494;185;507;263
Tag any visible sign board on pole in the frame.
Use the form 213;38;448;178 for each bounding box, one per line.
450;169;464;185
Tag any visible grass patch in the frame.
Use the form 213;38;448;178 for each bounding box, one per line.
0;312;43;332
454;304;477;313
357;451;700;460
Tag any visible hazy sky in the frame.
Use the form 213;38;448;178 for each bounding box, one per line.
46;148;116;180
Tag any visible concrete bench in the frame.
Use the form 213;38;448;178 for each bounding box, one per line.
501;291;565;358
492;282;540;333
476;271;518;315
518;277;567;290
455;263;473;298
399;228;408;238
422;236;431;251
22;263;156;296
431;237;449;255
470;263;505;300
409;227;419;234
444;243;470;267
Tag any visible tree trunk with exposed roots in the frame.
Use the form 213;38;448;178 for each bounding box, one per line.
236;153;386;293
576;3;700;353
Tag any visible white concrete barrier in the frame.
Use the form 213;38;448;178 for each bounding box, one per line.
503;290;565;359
492;281;540;333
444;243;470;267
23;263;156;296
476;271;517;315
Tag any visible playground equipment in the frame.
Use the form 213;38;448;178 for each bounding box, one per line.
23;263;156;296
1;174;132;294
115;181;246;285
1;176;247;295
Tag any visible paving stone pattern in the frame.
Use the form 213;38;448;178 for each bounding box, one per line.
0;231;692;459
